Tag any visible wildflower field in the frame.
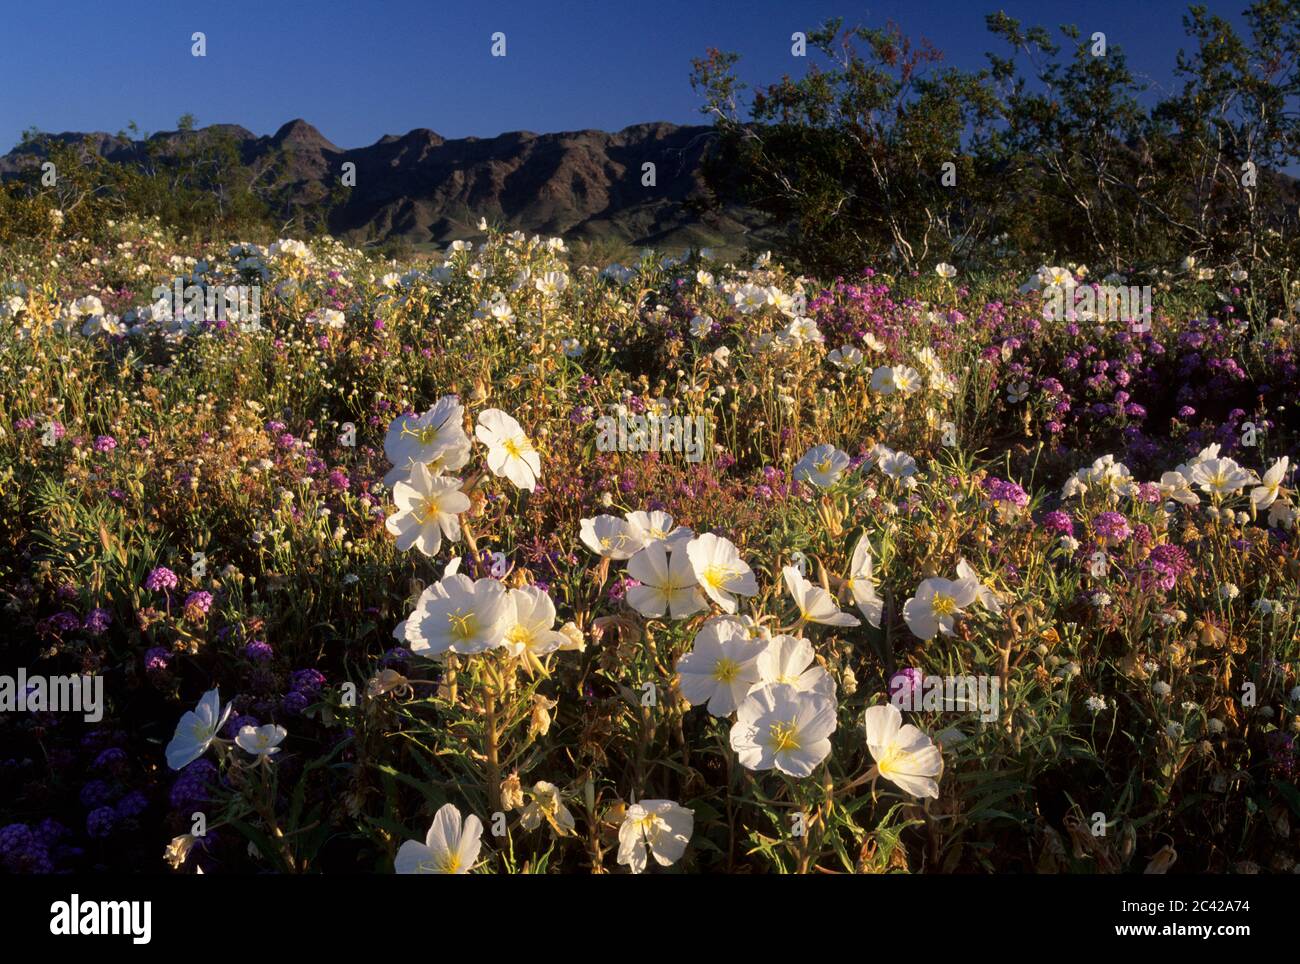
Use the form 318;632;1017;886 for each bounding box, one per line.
0;220;1298;876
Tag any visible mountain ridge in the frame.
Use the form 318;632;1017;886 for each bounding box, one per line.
0;119;776;252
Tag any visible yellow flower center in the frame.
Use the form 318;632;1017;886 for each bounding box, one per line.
420;851;462;874
712;658;739;683
503;436;531;458
447;608;480;643
767;719;801;754
405;421;445;446
931;593;958;617
876;744;911;777
416;494;444;524
701;564;735;592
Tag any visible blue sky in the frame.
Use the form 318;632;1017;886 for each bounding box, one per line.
1;0;1255;152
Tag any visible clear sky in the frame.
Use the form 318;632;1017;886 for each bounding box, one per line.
1;0;1256;152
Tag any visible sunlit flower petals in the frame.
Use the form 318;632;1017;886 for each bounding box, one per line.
1251;457;1289;509
475;408;541;491
902;577;979;640
395;803;483;874
384;463;469;557
783;566;859;626
845;534;884;628
236;723;287;758
863;703;942;799
793;443;851;487
384;396;469;481
165;687;232;770
1189;457;1252;496
685;533;758;614
405;575;515;656
730;683;836;777
676;619;764;715
626;542;706;619
579;515;639;560
617;799;693;873
955;558;1003;615
752;634;836;698
501;586;568;657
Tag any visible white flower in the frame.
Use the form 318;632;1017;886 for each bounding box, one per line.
753;634;836;698
500;586;568;657
1217;582;1240;600
1159;471;1200;506
1006;381;1030;404
627;542;706;619
80;314;125;337
827;345;864;370
1190;457;1252;496
877;448;918;481
534;271;568;299
730;683;837;777
401;574;515;656
383;396;471;488
783;566;859;627
689;314;713;338
395;803;483;874
685;533;759;614
1251;457;1289;509
870;365;909;394
1085;695;1108;715
782;316;823;345
165;688;232;770
935;262;956;279
519;781;575;835
733;284;771;314
269;238;311;261
955;559;1002;614
863;703;942;799
675;617;765;716
475;408;541;491
844;534;883;628
793;443;851;487
1269;499;1297;529
617;799;693;874
623;510;692;551
308;308;346;329
902;577;980;640
236;724;287;758
579;514;639;560
384;463;469;556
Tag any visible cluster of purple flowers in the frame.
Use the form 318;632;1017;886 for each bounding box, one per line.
1141;543;1193;592
983;478;1029;517
143;566;179;592
281;668;327;715
0;821;71;873
1041;510;1075;537
1092;511;1133;546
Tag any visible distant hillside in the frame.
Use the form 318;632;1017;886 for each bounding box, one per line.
0;119;780;253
